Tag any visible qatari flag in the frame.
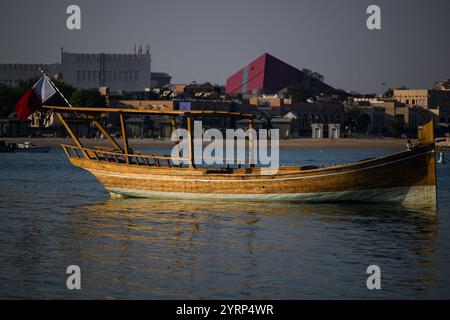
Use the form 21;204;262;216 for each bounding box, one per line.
15;76;56;122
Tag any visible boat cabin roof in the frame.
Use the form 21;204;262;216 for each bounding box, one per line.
43;105;254;119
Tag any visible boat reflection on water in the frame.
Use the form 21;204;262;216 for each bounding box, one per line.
65;199;439;299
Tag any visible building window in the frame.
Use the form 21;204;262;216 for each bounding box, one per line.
87;71;92;82
134;71;138;81
406;99;409;104
113;71;117;81
77;71;81;82
119;71;123;81
82;71;86;82
109;71;113;81
93;71;97;82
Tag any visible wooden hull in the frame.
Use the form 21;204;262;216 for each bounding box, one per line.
68;143;437;206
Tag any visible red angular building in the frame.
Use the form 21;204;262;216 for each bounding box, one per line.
225;53;333;96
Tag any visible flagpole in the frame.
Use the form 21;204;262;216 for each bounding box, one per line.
38;67;73;107
38;68;125;152
38;67;84;121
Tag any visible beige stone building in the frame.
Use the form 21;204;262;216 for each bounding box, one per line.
394;89;450;124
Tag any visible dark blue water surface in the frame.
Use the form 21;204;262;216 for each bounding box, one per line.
0;147;449;299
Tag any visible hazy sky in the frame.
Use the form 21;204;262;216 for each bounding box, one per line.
0;0;449;93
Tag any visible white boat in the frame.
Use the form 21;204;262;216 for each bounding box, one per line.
15;142;51;153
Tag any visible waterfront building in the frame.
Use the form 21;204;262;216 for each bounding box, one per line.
0;47;171;91
61;50;151;92
0;117;29;137
271;117;296;139
393;89;450;124
0;63;60;87
347;96;441;135
285;102;346;135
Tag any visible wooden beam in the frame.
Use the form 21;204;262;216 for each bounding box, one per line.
171;117;182;167
186;113;195;168
119;112;129;164
55;112;89;158
91;118;124;153
43;105;254;119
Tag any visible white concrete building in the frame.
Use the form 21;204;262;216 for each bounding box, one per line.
0;47;171;92
61;50;151;92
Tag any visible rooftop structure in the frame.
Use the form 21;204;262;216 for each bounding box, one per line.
225;53;333;96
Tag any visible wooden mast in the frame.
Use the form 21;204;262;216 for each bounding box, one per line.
91;116;123;152
42;72;124;152
55;112;89;158
171;117;182;167
186;113;195;168
119;112;129;164
90;118;124;152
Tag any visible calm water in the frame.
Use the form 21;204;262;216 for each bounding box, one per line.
0;146;449;299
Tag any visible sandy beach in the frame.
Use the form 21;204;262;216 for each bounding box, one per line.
3;137;410;150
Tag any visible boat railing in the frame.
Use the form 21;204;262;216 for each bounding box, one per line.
61;144;189;167
61;144;249;169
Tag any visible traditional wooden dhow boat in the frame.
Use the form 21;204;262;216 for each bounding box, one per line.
43;105;437;206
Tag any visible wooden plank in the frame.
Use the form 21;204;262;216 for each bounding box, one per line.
43;105;254;119
92;119;124;153
55;112;89;158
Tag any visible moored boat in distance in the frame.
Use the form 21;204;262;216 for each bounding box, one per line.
15;142;51;153
43;105;437;207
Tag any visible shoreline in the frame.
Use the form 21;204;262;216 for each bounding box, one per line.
2;137;409;150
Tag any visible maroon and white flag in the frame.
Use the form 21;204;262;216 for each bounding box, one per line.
15;76;56;122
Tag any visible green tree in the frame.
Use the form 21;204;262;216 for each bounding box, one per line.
0;78;40;116
52;79;77;101
384;88;394;97
213;84;225;96
0;84;20;116
285;84;314;102
0;77;77;116
70;88;106;107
